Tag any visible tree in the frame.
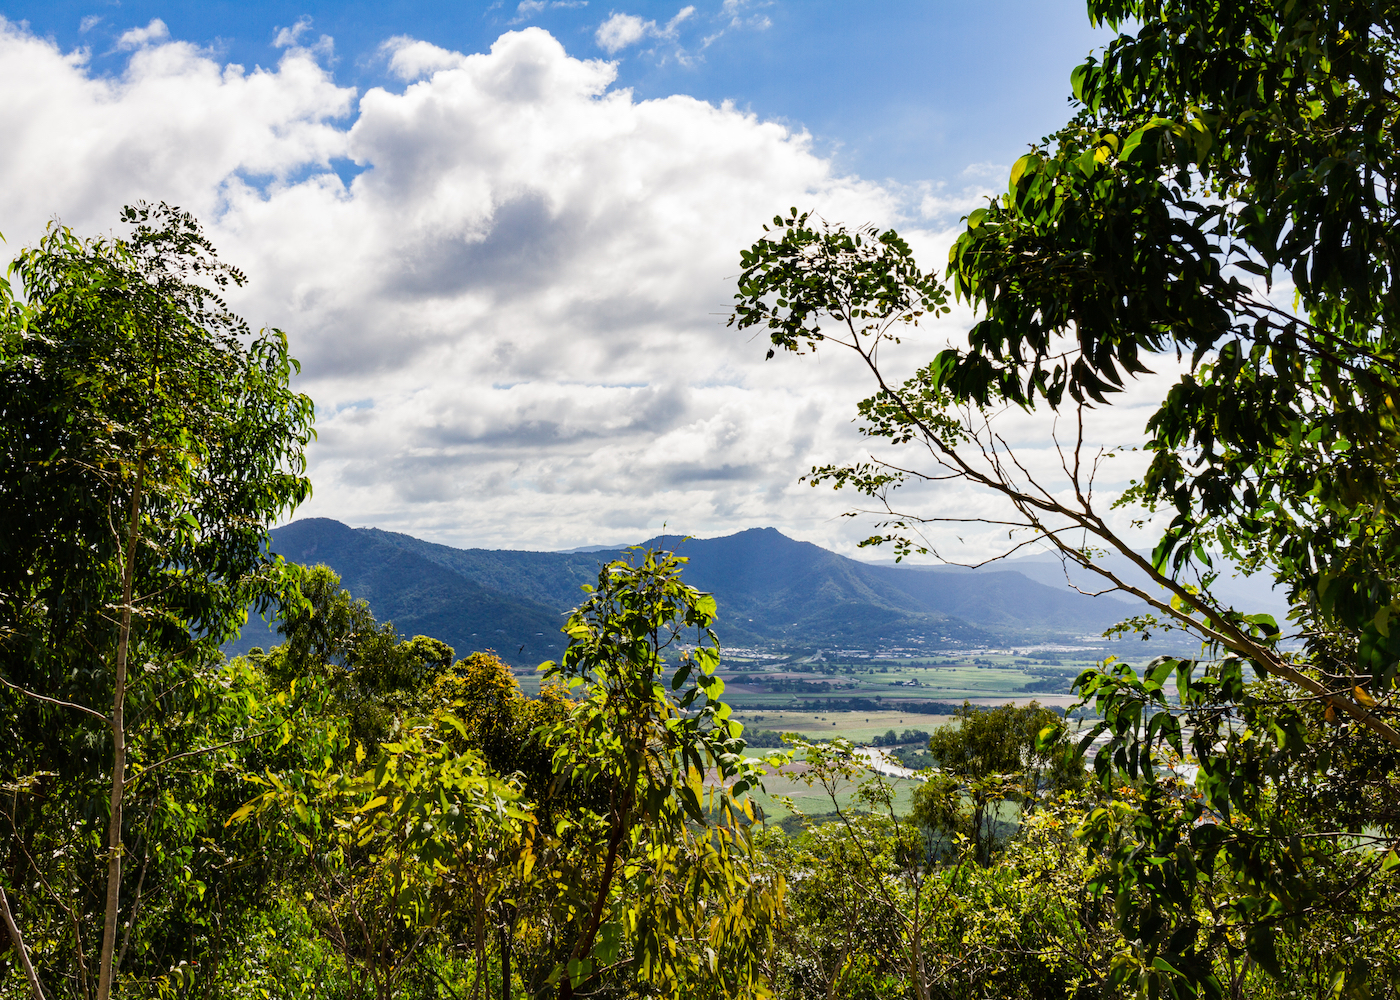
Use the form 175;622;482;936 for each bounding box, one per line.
756;815;910;1000
417;650;572;1000
731;1;1400;994
914;701;1077;866
773;737;974;1000
262;563;458;757
0;205;314;999
534;548;783;1000
231;717;531;1000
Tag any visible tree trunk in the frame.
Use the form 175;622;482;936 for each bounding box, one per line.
96;466;143;1000
498;920;511;1000
560;801;629;1000
1;885;46;1000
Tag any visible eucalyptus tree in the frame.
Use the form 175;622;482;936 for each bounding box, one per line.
0;205;314;998
535;549;783;1000
732;1;1400;994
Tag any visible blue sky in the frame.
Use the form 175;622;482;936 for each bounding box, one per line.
12;1;1113;184
0;1;1150;555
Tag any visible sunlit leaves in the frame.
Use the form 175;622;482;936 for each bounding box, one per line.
0;204;315;994
533;548;783;997
730;208;950;360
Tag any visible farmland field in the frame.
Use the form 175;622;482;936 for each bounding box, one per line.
743;762;925;826
711;650;1124;819
516;649;1112;705
721;651;1110;711
733;708;954;744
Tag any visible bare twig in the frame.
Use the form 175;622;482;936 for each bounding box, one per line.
1;885;47;1000
0;675;108;725
830;323;1400;749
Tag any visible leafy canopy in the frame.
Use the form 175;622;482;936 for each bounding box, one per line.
732;1;1400;996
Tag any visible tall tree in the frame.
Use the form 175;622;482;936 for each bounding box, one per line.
536;548;783;1000
0;205;314;999
731;1;1400;993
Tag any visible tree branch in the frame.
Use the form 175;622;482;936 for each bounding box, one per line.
123;729;276;790
0;674;109;724
0;885;47;1000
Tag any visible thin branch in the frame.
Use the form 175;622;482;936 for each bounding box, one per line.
0;675;109;724
835;324;1400;749
1;885;47;1000
122;729;277;790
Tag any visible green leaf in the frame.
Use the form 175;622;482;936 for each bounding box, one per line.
1008;154;1037;190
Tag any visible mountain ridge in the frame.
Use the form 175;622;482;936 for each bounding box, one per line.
227;519;1137;666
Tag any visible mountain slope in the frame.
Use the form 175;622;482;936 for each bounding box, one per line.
642;528;1125;645
224;520;1136;665
258;519;571;663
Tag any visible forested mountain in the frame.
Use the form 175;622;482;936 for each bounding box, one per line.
889;550;1289;625
229;518;1133;664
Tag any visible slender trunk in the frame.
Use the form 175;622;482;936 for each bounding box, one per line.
116;805;155;970
498;920;511;1000
560;798;629;1000
1;885;46;1000
97;465;143;1000
909;921;929;1000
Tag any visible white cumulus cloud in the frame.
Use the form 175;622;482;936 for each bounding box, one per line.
0;17;1156;559
381;36;469;80
595;6;694;53
595;13;650;52
116;18;170;50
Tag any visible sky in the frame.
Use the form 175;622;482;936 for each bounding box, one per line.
0;0;1159;558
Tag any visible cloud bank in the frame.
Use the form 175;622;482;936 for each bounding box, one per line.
0;17;1160;556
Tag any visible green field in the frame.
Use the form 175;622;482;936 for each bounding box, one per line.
722;652;1105;710
515;651;1102;703
733;708;954;743
744;763;925;826
717;653;1111;820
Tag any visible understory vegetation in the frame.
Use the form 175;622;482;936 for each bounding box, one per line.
7;0;1400;997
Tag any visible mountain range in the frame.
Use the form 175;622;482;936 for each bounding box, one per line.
228;519;1141;666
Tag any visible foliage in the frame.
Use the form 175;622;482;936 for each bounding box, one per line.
0;203;313;670
417;649;571;1000
530;548;785;1000
230;718;530;1000
917;797;1120;999
915;701;1081;865
731;1;1400;996
216;552;789;1000
765;794;1123;1000
772;738;969;1000
258;563;457;757
870;729;929;748
0;204;313;1000
756;821;908;1000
